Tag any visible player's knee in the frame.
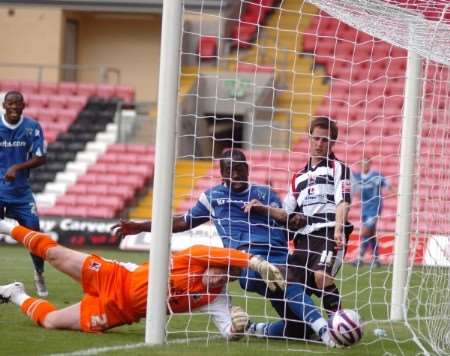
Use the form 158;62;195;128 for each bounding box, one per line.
40;314;59;329
314;271;334;289
45;247;59;263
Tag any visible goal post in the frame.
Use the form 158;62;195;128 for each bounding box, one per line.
145;0;183;345
390;39;422;322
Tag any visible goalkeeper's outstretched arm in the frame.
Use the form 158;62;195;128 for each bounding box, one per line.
112;214;208;239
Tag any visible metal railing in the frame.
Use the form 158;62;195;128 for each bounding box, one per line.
0;62;121;84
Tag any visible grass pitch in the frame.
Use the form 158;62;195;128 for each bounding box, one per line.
0;245;423;355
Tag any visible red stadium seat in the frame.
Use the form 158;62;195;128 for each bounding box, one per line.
96;174;120;185
37;108;59;122
56;195;77;206
237;62;274;73
65;206;88;217
24;107;39;119
117;153;139;164
128;164;153;177
77;174;97;185
0;79;20;92
87;206;116;219
121;175;146;189
230;22;257;48
39;82;58;95
20;81;39;95
97;84;115;98
48;95;68;109
198;36;218;60
27;94;49;108
57;108;78;123
107;143;128;153
86;184;108;195
66;96;87;111
66;184;88;195
97;153;118;164
115;85;135;103
58;81;77;95
88;163;109;174
38;206;66;216
108;185;134;201
44;130;58;143
76;195;98;207
135;155;154;165
77;83;96;97
98;195;124;210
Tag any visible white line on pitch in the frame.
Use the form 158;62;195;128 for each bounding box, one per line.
47;336;222;356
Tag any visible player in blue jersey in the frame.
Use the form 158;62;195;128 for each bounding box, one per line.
1;91;48;296
113;149;336;347
352;157;391;267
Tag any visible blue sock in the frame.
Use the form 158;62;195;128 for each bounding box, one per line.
266;320;285;337
284;283;323;324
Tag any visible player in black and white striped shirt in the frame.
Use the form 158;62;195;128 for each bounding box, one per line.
285;117;353;316
246;117;353;318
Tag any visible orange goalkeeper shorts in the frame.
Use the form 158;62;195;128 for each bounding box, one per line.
80;255;138;332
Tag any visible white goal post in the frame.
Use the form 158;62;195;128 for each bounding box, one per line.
145;0;183;345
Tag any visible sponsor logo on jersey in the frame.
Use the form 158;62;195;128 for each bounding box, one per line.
89;261;102;271
0;140;26;147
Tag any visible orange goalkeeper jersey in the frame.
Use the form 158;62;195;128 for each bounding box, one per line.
127;245;250;317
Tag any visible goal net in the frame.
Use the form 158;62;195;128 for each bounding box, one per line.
153;0;450;354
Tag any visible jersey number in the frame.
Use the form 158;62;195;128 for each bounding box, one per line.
319;250;333;266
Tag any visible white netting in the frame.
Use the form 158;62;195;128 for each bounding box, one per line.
159;0;450;354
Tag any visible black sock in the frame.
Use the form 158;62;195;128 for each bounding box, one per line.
315;284;341;316
323;284;341;315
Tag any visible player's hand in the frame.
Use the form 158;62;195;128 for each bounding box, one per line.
4;166;18;181
230;306;249;336
202;267;228;288
249;255;286;291
288;212;307;230
111;220;150;239
334;229;344;250
243;199;264;214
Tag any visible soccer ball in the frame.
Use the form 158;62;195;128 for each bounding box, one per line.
328;309;363;347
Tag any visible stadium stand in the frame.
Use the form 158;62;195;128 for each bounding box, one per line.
0;77;150;219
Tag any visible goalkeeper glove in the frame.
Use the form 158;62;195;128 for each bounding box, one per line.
230;306;249;336
249;255;286;291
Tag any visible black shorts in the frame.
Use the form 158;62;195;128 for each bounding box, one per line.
290;225;352;279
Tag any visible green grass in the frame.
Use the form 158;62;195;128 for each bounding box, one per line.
0;245;425;355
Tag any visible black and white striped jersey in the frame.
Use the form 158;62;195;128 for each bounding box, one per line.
284;153;352;235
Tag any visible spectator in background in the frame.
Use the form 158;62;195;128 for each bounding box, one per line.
352;157;392;268
0;91;48;296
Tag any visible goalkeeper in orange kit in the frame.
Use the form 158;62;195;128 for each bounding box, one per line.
0;219;284;338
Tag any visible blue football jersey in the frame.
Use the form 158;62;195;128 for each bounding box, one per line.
0;115;46;201
353;171;389;215
184;183;287;250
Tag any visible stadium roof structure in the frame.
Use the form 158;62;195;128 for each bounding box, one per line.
0;0;231;12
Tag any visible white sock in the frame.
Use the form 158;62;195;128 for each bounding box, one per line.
11;292;29;306
311;317;327;335
0;220;15;235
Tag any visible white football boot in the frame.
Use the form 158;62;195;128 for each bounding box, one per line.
319;326;337;348
0;282;25;304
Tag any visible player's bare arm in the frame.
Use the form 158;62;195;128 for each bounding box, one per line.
112;215;197;239
334;201;350;249
243;199;289;225
4;156;46;181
